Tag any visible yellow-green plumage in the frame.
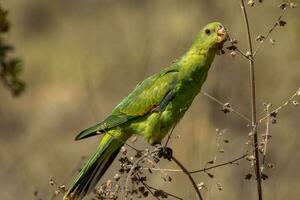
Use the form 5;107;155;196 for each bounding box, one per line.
64;22;227;200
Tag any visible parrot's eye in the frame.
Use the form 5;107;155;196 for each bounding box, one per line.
205;29;211;35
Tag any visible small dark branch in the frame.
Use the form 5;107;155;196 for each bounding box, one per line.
164;125;176;148
261;104;271;172
226;33;251;60
236;48;251;60
201;91;252;123
171;156;203;200
144;154;247;174
136;174;161;200
239;0;263;200
253;9;286;57
189;154;248;174
143;182;184;200
258;87;300;123
125;149;160;199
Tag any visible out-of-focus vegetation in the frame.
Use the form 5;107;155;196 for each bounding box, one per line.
0;0;299;200
0;4;25;96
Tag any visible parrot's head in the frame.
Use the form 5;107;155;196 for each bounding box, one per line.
196;22;228;53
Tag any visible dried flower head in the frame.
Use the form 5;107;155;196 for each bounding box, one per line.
248;0;255;7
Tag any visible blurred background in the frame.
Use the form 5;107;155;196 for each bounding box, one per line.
0;0;299;199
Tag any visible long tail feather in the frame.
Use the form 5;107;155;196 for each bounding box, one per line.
64;135;122;200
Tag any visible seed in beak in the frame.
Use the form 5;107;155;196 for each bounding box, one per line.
217;26;227;43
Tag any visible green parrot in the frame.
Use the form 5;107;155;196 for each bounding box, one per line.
64;22;227;200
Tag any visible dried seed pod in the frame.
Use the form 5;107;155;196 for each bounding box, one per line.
197;182;205;190
246;155;256;161
279;20;287;26
269;38;276;45
278;3;288;10
216;183;223;191
290;2;298;8
267;163;274;169
245;173;253;180
246;51;251;57
248;0;255;6
230;51;237;58
292;100;299;106
256;35;265;42
114;173;120;181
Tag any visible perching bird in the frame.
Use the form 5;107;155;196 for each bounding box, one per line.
64;22;227;200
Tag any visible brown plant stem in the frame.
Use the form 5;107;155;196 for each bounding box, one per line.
258;87;300;123
253;10;286;57
201;91;251;123
142;181;184;200
189;154;247;174
261;104;271;171
144;153;247;174
125;149;160;199
239;0;263;200
172;156;203;200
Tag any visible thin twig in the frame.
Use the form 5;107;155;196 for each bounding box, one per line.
239;1;263;200
236;47;250;60
261;103;271;172
125;150;203;200
201;91;251;123
189;154;247;174
253;9;286;57
144;182;184;200
125;149;160;200
258;87;300;123
136;173;161;200
146;158;170;179
226;33;251;60
164;125;176;148
172;156;203;200
144;154;247;174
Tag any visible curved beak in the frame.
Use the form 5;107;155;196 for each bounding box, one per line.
217;26;228;43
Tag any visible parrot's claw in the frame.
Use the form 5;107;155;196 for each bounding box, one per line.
158;147;173;161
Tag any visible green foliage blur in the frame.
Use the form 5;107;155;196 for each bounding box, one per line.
0;5;25;96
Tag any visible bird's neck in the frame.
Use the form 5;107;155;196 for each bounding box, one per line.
177;44;217;81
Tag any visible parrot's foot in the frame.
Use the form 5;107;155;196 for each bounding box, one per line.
158;147;173;161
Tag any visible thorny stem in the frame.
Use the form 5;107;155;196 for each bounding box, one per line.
239;0;263;200
172;156;203;200
201;91;252;123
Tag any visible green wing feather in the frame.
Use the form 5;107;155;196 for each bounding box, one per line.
75;114;135;140
75;65;179;140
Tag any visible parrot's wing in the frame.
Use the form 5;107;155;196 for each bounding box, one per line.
114;66;179;116
75;65;179;140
